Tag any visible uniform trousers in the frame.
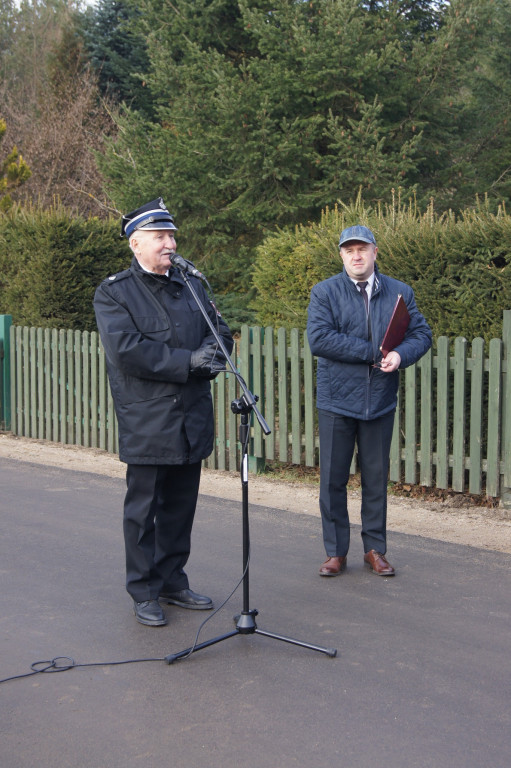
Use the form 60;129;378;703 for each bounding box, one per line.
123;462;202;602
318;408;395;557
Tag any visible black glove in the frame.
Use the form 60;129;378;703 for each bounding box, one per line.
189;343;226;379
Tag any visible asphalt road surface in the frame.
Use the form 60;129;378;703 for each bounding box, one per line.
1;459;510;768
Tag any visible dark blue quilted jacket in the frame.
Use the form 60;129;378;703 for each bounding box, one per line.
307;266;432;420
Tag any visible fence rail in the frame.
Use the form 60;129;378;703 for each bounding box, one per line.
2;312;511;502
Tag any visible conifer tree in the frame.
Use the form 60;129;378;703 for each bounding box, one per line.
79;0;152;115
429;0;511;209
97;0;476;291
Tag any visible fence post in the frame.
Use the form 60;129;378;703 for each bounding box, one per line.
501;310;511;510
0;315;13;430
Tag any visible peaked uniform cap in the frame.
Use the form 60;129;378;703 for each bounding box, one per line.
121;197;177;238
339;225;376;248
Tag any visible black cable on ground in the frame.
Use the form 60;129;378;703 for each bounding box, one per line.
0;655;166;684
2;359;252;683
1;536;250;681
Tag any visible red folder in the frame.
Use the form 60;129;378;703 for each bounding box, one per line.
380;294;410;357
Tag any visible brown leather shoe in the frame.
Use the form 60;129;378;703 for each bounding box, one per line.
319;556;347;576
364;550;395;576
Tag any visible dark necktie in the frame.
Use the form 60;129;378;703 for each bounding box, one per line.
357;281;369;314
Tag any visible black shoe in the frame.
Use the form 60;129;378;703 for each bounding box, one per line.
133;599;167;626
159;588;213;610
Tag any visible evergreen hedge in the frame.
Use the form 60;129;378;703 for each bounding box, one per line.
1;196;510;344
0;204;131;332
0;203;256;333
252;194;511;345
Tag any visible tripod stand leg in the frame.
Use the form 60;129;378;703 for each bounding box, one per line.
165;625;336;664
254;628;337;657
165;630;239;664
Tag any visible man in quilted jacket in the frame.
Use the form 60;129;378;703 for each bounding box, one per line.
307;225;432;577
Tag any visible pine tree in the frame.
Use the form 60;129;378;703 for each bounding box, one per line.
429;0;511;209
79;0;152;115
95;0;511;292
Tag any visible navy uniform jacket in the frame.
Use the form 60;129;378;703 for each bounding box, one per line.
94;257;233;464
307;265;432;420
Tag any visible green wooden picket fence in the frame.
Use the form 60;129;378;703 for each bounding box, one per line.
1;312;511;502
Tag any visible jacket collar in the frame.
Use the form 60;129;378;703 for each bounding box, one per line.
342;263;381;294
130;256;186;288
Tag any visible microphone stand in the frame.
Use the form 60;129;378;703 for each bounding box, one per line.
165;262;336;663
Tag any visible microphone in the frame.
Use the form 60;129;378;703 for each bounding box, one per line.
169;252;205;280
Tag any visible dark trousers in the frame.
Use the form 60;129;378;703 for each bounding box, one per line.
318;409;395;557
123;462;202;601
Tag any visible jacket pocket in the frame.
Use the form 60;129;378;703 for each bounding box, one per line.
131;314;170;335
111;372;181;406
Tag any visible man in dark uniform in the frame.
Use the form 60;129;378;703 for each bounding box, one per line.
94;198;233;626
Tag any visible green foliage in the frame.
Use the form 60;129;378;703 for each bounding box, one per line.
252;192;511;345
0;117;32;211
0;200;256;334
79;0;152;116
0;203;131;331
395;0;511;212
376;204;511;344
213;290;258;334
436;0;511;210
1;192;508;347
3;0;510;293
90;0;511;295
97;0;483;293
1;0;510;320
251;225;330;329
